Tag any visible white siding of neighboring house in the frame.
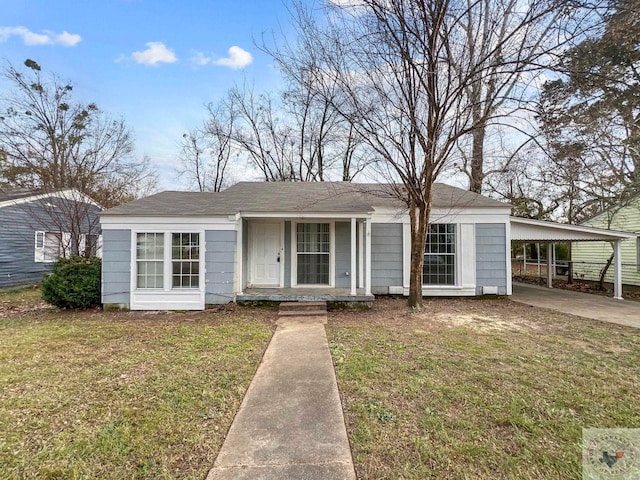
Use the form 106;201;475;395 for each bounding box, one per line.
572;201;640;286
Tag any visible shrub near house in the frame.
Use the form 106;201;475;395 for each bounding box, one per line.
41;257;101;309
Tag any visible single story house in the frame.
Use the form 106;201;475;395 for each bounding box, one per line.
99;182;512;310
0;188;102;288
572;199;640;286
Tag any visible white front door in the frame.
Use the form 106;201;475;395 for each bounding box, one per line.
250;222;281;286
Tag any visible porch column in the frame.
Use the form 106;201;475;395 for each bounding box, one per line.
236;218;243;294
614;239;623;300
546;242;553;288
365;219;372;296
350;217;357;296
358;220;364;289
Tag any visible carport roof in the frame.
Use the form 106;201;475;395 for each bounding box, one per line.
510;217;637;242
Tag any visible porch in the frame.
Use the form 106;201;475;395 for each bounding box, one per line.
238;216;373;298
237;287;374;303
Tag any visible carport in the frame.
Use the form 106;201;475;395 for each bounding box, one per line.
509;217;637;300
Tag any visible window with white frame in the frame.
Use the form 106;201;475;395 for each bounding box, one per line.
172;233;200;288
135;232;201;290
423;224;456;286
34;231;70;263
296;223;330;284
136;233;164;288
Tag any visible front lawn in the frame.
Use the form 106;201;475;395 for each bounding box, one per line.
0;289;275;479
328;298;640;479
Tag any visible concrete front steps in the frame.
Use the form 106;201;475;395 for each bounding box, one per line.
277;301;327;325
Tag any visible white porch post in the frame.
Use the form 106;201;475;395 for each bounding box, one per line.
614;240;623;300
236;217;243;294
358;220;364;289
350;217;357;296
365;219;372;296
546;242;553;288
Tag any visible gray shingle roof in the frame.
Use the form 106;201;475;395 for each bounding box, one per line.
0;187;43;203
100;182;508;216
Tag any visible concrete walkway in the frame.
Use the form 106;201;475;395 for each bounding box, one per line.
512;283;640;329
207;304;356;480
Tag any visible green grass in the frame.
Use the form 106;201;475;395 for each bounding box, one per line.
327;298;640;479
0;296;275;479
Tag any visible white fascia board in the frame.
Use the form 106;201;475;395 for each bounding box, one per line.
0;189;102;209
239;212;373;219
510;217;637;241
101;216;236;230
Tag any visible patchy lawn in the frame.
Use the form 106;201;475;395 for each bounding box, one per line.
0;288;275;480
327;298;640;480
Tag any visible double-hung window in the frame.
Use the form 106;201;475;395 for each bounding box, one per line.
423;224;456;286
136;232;201;289
136;233;164;288
172;233;200;288
296;223;330;285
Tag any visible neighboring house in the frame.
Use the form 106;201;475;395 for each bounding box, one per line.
99;182;512;310
572;199;640;286
0;188;102;288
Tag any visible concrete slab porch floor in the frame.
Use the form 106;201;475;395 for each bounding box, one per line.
207;302;356;480
238;287;374;303
512;282;640;329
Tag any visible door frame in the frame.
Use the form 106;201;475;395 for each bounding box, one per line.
248;220;285;288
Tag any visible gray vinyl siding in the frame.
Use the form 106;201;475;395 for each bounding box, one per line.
475;223;508;295
205;230;236;304
284;221;291;288
335;222;352;288
0;200;100;288
101;229;131;304
371;223;403;294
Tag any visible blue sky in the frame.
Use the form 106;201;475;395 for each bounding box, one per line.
1;0;296;188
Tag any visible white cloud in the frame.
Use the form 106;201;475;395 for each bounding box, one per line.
131;42;177;66
190;51;212;66
213;46;253;69
0;26;82;46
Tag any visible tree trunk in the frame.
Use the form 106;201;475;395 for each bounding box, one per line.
469;124;485;194
599;251;614;291
408;200;429;309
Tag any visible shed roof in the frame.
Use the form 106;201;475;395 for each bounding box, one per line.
100;181;508;217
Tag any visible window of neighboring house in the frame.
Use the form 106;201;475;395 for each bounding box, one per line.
637;237;640;273
136;233;164;288
423;224;456;286
297;223;330;284
80;234;103;258
172;233;200;288
34;231;70;263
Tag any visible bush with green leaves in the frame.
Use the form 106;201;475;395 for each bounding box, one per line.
41;256;102;309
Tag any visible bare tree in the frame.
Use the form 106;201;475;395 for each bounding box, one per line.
0;59;156;208
455;0;598;193
274;0;595;308
178;97;235;192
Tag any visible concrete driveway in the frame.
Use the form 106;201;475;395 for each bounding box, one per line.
512;283;640;329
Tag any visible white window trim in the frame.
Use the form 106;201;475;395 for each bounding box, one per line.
291;220;335;288
422;223;459;288
34;230;70;263
130;229;205;294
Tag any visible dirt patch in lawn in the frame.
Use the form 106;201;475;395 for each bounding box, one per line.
0;285;55;318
